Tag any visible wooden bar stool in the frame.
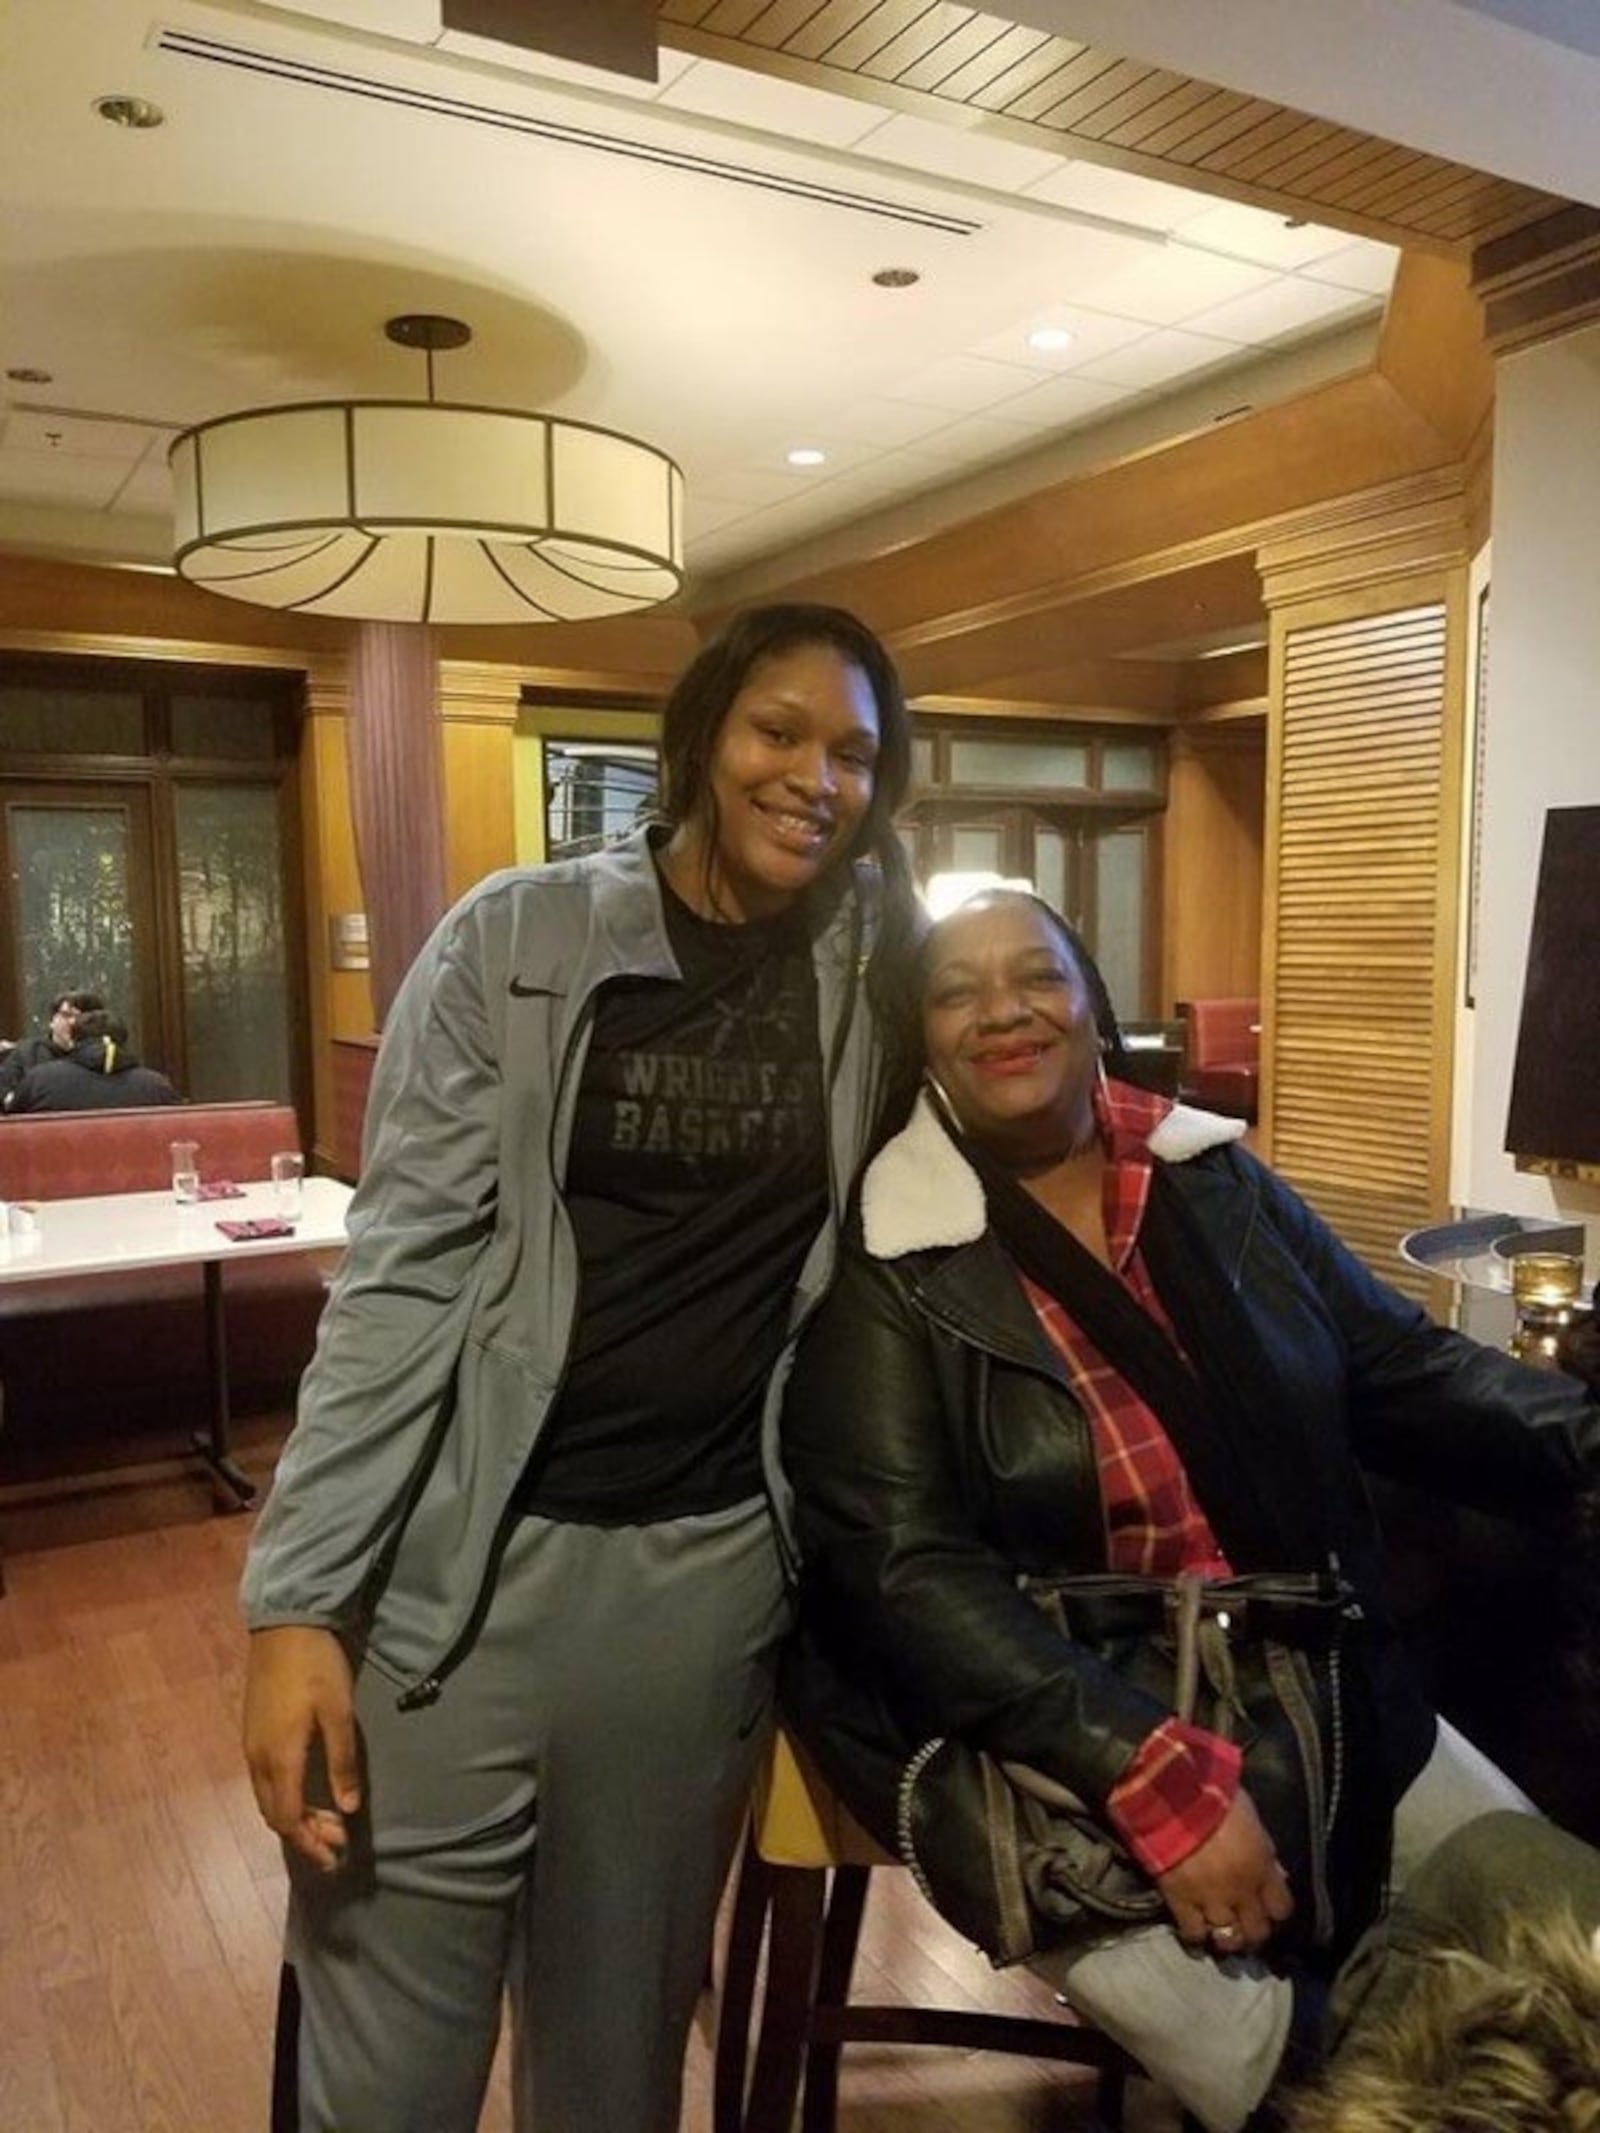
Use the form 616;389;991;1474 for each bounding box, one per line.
714;1729;1145;2133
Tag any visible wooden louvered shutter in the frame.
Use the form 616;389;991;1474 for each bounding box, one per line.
1263;597;1462;1298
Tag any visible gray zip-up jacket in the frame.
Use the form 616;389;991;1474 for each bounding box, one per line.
242;829;889;1704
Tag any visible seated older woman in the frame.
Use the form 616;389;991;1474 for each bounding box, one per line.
781;889;1600;2133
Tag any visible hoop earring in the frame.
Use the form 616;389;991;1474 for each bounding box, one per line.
922;1071;961;1133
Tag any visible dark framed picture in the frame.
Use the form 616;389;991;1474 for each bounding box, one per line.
1504;803;1600;1174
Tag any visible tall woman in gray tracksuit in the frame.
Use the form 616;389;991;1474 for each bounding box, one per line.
240;604;918;2133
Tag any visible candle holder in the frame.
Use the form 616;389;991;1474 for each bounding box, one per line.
1509;1251;1585;1368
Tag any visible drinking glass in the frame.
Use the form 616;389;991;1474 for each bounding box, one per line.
170;1139;201;1203
271;1150;305;1219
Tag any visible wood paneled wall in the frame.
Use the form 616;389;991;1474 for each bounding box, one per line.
1161;720;1266;1011
1260;522;1469;1296
438;664;524;903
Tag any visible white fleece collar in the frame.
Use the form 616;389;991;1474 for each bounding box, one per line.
860;1088;1247;1261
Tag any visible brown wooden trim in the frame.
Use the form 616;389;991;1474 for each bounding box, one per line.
1473;201;1600;286
1472;204;1600;353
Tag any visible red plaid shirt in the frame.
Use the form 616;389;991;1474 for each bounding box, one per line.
1018;1075;1240;1877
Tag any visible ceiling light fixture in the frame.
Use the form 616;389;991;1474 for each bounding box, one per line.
169;314;684;624
785;446;827;468
94;94;165;128
1027;326;1075;353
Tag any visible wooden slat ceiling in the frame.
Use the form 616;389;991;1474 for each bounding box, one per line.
658;0;1561;254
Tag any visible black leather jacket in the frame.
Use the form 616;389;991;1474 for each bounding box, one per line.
784;1096;1600;1845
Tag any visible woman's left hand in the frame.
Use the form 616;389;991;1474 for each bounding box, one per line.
1155;1787;1294;1954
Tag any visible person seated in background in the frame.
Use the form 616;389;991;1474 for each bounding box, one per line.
1284;1811;1600;2132
0;987;104;1103
781;888;1599;2133
5;1009;179;1112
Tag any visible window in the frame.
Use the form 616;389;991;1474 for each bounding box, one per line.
902;717;1166;1016
946;735;1090;789
543;741;658;860
0;656;306;1113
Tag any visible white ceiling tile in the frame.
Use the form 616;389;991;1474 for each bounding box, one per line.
891;353;1048;414
689;532;753;570
1187;277;1376;346
434;33;697;99
0;448;128;507
656;58;885;149
996;372;1136;431
1168;199;1356;269
684;494;754;537
1;409;155;459
772;436;888;478
1075;246;1279;327
255;0;441;35
966;303;1153;369
1022;161;1215;233
1073;328;1243;390
850;112;1065;194
699;435;888;496
815;399;966;449
689;466;805;508
1300;241;1402;295
108;458;173;513
843;453;956;502
903;413;1040;465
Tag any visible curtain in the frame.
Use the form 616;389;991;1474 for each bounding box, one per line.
346;621;449;1028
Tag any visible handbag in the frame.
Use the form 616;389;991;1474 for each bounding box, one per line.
892;1566;1369;1967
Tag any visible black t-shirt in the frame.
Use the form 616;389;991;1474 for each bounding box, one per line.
516;875;827;1524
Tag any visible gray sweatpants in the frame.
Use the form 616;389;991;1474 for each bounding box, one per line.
1028;1718;1536;2133
279;1497;790;2133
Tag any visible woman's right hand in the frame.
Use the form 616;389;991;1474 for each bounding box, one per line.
243;1625;361;1873
1155;1787;1294;1954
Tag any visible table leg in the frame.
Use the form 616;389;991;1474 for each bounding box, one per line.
193;1260;257;1510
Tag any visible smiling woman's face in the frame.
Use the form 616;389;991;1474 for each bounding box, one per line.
921;895;1101;1154
665;639;881;923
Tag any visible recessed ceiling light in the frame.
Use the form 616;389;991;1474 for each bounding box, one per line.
871;267;920;289
94;94;165;129
1027;326;1075;353
786;446;827;468
5;366;53;385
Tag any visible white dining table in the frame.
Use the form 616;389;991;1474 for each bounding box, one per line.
0;1176;353;1507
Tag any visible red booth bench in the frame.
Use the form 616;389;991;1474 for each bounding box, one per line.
0;1100;331;1492
1178;997;1260;1120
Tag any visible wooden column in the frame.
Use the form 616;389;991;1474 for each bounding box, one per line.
299;657;369;1173
1256;473;1472;1297
346;623;450;1029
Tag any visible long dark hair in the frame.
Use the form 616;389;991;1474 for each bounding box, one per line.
658;601;920;1021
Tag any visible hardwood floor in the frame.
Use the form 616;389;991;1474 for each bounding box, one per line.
0;1420;1181;2133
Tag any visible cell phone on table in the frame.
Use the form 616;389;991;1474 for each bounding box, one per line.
216;1216;296;1239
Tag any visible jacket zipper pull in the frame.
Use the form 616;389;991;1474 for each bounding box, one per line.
397;1675;442;1712
1327;1549;1364;1622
